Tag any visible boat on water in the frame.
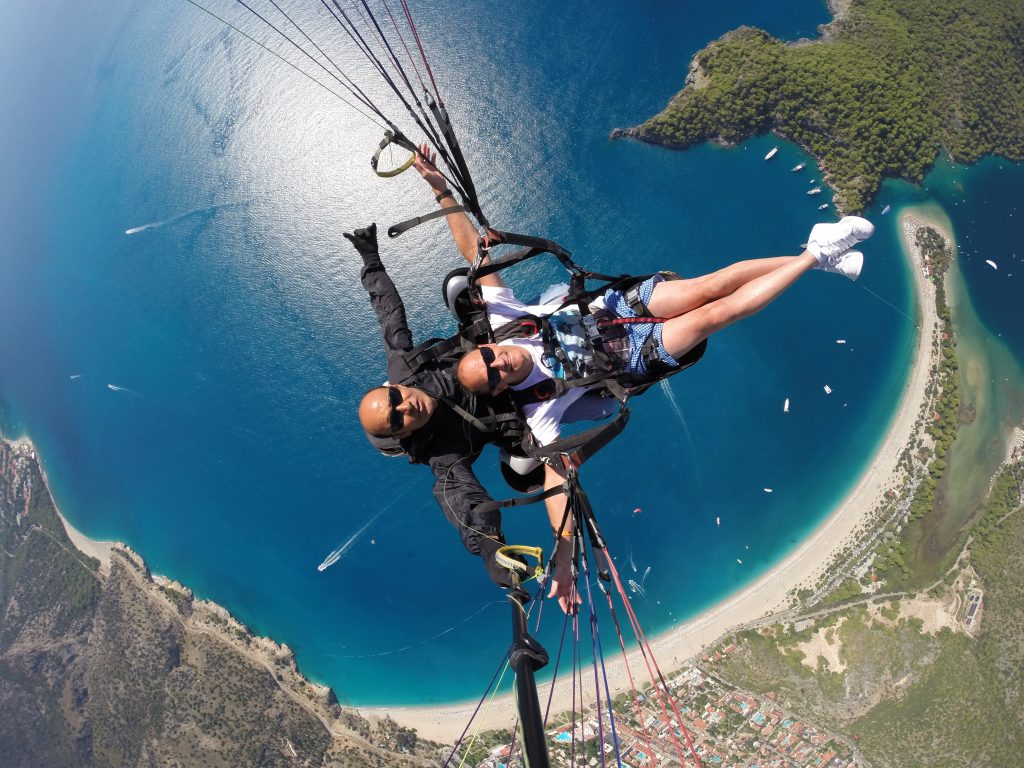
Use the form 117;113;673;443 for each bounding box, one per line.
818;203;829;210
783;397;790;413
823;384;833;394
763;488;773;494
764;146;778;160
737;559;743;564
836;339;846;344
716;516;721;527
881;205;891;215
986;259;998;270
807;187;822;195
791;162;805;171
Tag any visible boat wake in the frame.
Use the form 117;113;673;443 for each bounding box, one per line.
106;383;139;395
660;379;700;471
628;566;653;598
334;599;503;659
317;489;409;572
124;200;250;236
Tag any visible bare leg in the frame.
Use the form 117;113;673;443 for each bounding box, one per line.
659;252;817;359
647;256;804;318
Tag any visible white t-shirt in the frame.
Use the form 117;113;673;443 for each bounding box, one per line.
481;285;604;446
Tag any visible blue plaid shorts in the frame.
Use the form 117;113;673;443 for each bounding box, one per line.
602;274;680;375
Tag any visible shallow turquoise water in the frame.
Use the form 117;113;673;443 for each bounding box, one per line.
3;1;1017;706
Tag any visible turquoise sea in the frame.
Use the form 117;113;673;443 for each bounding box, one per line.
1;1;1021;705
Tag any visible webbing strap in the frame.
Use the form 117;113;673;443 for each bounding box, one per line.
472;483;566;516
438;396;497;434
470;405;626;513
625;283;648;316
530;407;631;470
428;96;488;229
509;371;628;410
388;205;467;238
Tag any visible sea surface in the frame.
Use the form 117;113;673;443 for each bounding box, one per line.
1;1;1021;706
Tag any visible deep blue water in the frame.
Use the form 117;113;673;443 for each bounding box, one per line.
1;1;1017;706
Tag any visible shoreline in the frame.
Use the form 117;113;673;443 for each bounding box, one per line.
360;206;947;741
21;207;947;743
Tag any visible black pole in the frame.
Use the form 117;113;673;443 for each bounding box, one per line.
507;587;550;768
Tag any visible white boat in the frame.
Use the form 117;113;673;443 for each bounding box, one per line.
764;147;778;160
823;384;833;394
763;488;773;493
783;397;790;413
807;187;822;195
881;205;891;215
818;203;829;210
836;339;846;344
736;559;743;564
716;516;721;527
986;259;998;270
791;162;805;172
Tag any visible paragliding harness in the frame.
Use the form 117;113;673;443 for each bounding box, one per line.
399;228;707;475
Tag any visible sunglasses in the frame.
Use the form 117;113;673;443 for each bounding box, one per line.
478;347;502;392
387;385;405;433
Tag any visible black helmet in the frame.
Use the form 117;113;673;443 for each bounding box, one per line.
365;431;405;457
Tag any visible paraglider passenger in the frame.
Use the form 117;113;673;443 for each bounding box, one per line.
411;146;874;613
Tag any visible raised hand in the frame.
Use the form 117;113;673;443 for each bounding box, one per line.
412;143;447;194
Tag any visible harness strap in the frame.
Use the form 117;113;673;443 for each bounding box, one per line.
438;396;498;434
471;484;566;515
625;283;649;316
527;408;631;471
388;205;468;238
493;315;541;343
401;314;496;371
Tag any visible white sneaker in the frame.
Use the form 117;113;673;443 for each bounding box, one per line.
806;216;874;259
815;249;863;281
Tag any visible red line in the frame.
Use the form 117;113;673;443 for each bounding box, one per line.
398;0;442;103
602;586;662;766
607;555;704;768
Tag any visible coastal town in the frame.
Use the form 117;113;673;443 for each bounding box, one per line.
470;649;861;768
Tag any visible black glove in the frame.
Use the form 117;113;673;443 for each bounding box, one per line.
479;535;527;588
342;222;379;265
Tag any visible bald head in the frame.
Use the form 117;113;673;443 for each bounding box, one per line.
457;350;490;394
358;383;437;439
358;387;393;437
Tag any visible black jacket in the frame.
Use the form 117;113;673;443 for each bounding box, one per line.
360;257;502;555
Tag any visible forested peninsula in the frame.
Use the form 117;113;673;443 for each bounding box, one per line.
616;0;1024;212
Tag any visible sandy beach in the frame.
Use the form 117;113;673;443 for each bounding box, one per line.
361;209;949;741
42;209;951;743
59;512;115;575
